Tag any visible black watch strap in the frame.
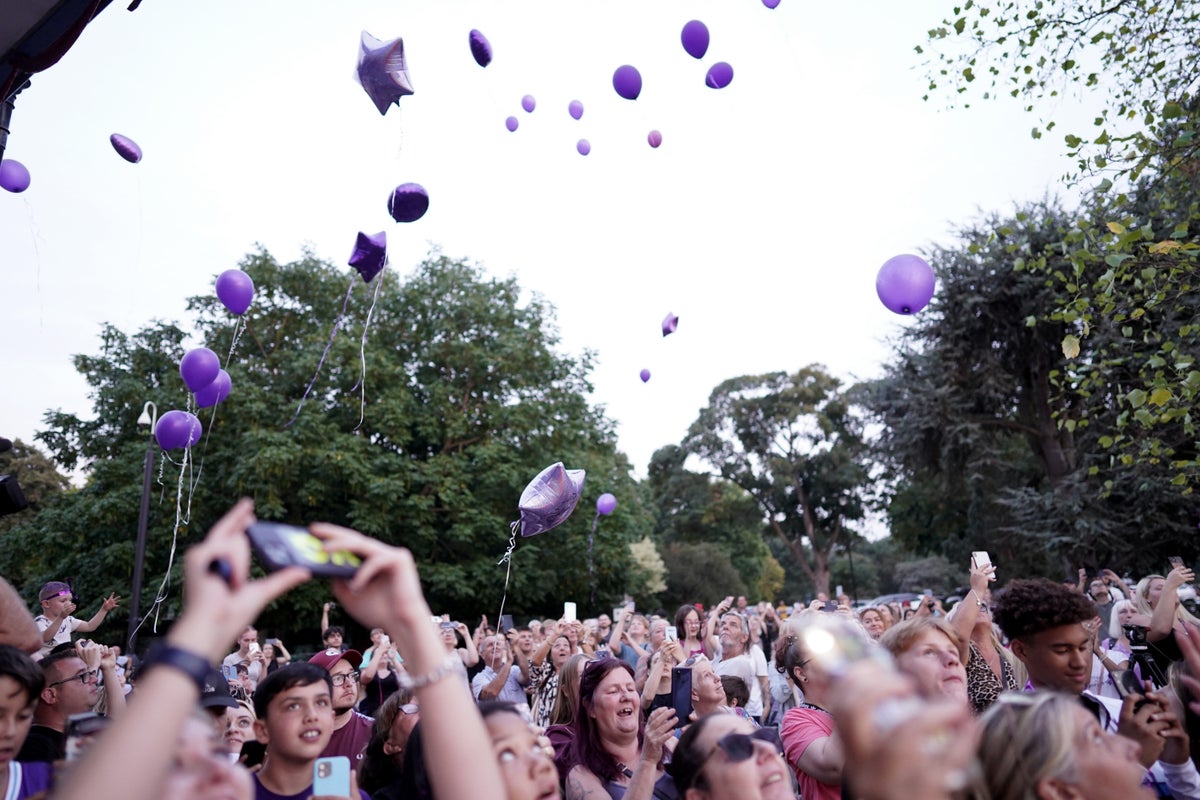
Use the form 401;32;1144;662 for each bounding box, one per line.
144;641;212;693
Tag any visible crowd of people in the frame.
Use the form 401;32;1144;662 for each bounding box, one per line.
3;505;1200;800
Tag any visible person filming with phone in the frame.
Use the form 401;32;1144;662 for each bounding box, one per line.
1127;560;1200;688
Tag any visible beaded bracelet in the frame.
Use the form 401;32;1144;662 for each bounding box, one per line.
398;653;459;689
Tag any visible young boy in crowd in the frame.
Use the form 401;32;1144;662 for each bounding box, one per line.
251;661;369;800
33;582;120;659
0;644;53;799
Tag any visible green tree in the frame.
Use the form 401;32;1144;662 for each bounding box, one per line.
682;366;874;597
7;249;646;648
659;542;748;610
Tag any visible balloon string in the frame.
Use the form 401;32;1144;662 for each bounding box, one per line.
129;440;190;642
352;270;386;431
589;512;600;608
23;199;45;328
286;279;355;427
495;521;519;636
226;316;245;364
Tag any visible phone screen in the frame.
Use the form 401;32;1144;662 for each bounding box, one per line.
247;522;362;578
563;602;577;622
1169;556;1185;569
499;615;514;633
972;551;992;569
666;626;678;641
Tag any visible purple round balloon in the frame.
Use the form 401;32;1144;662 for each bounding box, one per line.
521;94;536;113
468;29;492;67
577;139;591;156
568;100;584;120
647;130;663;148
596;493;617;516
110;133;142;163
195;369;232;408
518;462;586;537
705;62;734;89
681;20;710;59
639;368;651;383
0;159;30;193
876;254;935;314
215;269;255;315
762;0;781;7
505;115;519;132
180;347;221;393
155;410;203;450
388;183;429;223
612;65;642;100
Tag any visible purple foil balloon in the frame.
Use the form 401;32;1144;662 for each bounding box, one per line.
155;410;203;450
640;369;651;383
521;94;536;113
0;159;30;193
505;116;519;132
662;312;678;337
577;139;591;156
357;31;415;116
681;20;710;59
215;269;255;315
388;183;429;223
518;462;586;537
110;133;142;163
876;254;935;315
596;493;617;516
705;62;734;89
612;65;642;100
647;130;663;148
568;100;584;120
195;369;232;408
349;230;388;283
180;347;221;393
468;29;492;67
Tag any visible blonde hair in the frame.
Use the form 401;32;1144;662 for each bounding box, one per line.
1108;599;1136;641
1134;575;1200;626
879;616;968;663
548;653;589;726
976;693;1081;800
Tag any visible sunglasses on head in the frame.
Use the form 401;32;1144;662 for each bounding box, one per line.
707;727;783;763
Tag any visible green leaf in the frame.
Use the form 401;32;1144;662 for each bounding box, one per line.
1149;388;1172;406
1061;335;1080;359
1105;253;1133;267
1127;388;1148;408
1163;102;1184;119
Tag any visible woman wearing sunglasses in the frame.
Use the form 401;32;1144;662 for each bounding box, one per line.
668;714;794;800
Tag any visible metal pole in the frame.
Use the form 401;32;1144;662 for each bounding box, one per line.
127;402;157;654
847;538;858;602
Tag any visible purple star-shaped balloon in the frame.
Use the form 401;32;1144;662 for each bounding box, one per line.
662;312;679;337
348;230;388;283
518;462;586;538
357;31;415;116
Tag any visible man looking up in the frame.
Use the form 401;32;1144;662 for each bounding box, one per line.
710;612;769;723
34;582;120;659
471;634;529;708
309;647;373;764
251;661;369;800
16;648;100;761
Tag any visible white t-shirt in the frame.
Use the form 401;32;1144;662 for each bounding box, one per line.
713;652;760;716
222;651;263;684
34;614;84;658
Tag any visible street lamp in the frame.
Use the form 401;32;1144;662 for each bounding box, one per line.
126;401;157;655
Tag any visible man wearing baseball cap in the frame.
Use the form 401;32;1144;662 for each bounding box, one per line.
309;646;373;763
34;581;121;659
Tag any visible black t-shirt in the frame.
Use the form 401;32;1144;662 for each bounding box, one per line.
17;724;64;762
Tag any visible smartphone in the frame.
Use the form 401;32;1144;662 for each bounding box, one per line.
65;712;111;761
972;551;992;569
379;634;390;647
247;522;362;578
923;588;933;598
222;663;239;682
563;601;577;622
1169;556;1185;570
670;665;693;727
835;585;844;598
248;641;261;655
1111;669;1149;711
666;626;678;641
822;600;838;612
612;606;624;623
499;614;514;633
313;755;351;797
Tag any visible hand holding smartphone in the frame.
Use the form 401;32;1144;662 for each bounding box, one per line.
313;756;351;796
247;522;362;577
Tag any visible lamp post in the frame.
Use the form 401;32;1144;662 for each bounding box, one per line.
126;402;157;654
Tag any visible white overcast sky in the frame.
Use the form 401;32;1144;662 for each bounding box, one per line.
1;0;1096;480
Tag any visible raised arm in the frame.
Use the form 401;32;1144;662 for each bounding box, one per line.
705;596;733;656
74;592;120;634
0;575;40;652
52;499;310;800
950;560;994;644
1149;566;1195;641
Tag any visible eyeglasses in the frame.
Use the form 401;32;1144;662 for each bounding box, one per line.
705;727;783;764
329;670;361;687
49;668;100;688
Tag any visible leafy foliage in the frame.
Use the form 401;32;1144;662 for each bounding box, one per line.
681;367;874;596
6;249;646;649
